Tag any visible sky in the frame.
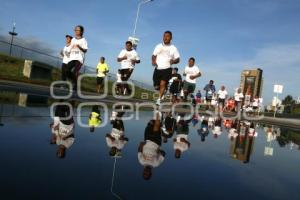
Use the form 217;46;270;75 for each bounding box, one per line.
0;0;300;104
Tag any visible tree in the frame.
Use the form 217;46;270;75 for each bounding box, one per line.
282;95;295;105
282;95;297;114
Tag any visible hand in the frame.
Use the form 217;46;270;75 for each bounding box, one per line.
170;59;174;65
131;60;136;65
190;75;195;80
152;60;157;67
123;56;127;60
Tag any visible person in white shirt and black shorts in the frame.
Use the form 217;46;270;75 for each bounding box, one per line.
182;57;202;101
60;35;72;81
152;31;180;105
67;25;88;90
117;41;140;95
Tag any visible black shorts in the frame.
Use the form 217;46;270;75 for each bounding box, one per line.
153;68;172;88
120;68;133;81
206;97;212;102
144;124;162;146
218;98;225;106
169;82;181;95
97;77;104;85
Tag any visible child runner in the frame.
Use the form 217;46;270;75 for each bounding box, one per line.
152;31;180;105
117;41;140;95
96;57;109;93
68;25;88;90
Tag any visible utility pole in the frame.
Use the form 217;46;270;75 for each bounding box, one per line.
9;22;18;56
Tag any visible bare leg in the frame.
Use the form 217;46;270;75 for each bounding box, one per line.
159;80;167;99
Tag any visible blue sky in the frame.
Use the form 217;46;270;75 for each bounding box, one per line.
0;0;300;103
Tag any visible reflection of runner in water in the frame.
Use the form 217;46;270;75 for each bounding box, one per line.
212;118;222;139
67;25;88;90
173;117;191;159
88;105;102;133
138;111;165;180
152;31;180;105
106;119;128;157
161;112;176;143
198;118;209;142
50;102;75;158
117;41;140;95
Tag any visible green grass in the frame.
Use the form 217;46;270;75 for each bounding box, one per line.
0;53;156;100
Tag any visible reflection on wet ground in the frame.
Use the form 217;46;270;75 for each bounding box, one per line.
0;91;299;200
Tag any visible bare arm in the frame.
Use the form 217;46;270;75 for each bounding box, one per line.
152;55;157;67
170;57;180;65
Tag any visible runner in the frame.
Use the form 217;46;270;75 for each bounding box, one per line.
60;35;72;81
152;31;180;105
117;41;140;95
67;25;88;90
217;85;228;111
203;80;216;105
182;57;201;101
168;67;182;103
96;57;109;94
234;88;244;112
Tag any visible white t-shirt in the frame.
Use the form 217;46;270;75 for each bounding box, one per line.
69;37;88;64
106;136;127;150
118;49;140;69
218;90;228;99
184;65;200;84
56;121;75;148
51;117;60;135
153;43;180;70
234;92;244;102
228;128;238;139
252;98;259;107
110;128;124;139
138;140;164;168
62;45;71;64
173;134;189;153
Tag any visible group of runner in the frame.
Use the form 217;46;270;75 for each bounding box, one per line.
60;27;262;112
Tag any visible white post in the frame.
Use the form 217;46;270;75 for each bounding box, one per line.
133;0;153;37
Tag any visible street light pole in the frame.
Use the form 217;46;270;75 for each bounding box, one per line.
133;0;153;37
9;22;18;56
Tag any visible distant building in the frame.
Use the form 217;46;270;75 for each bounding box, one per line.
297;97;300;104
240;68;263;97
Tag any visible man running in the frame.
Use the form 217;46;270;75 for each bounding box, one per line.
67;25;88;90
203;80;216;104
60;35;72;81
117;41;140;95
152;31;180;105
182;57;201;101
217;85;228;111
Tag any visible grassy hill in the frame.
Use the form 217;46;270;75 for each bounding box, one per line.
0;53;155;100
